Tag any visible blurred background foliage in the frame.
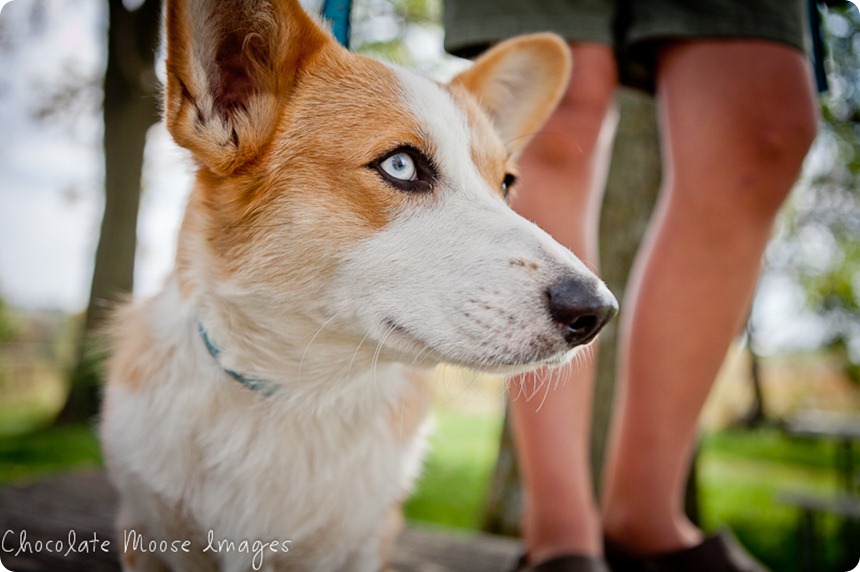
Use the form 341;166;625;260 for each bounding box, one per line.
768;4;860;383
0;1;859;571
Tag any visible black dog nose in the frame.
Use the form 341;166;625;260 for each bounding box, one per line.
546;278;618;347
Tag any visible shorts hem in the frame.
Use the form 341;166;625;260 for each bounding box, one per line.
444;13;613;57
627;18;806;53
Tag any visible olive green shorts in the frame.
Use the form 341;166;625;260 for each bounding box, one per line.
443;0;809;92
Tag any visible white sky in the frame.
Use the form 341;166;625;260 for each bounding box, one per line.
1;0;107;310
0;0;191;310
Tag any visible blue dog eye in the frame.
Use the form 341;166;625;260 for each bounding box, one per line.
371;146;436;193
380;152;417;181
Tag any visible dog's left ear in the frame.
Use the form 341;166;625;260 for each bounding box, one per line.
450;34;571;158
164;0;332;175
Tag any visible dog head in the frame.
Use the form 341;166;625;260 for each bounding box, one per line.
165;0;616;374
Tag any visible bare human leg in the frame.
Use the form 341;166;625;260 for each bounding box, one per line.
508;42;619;563
601;40;818;555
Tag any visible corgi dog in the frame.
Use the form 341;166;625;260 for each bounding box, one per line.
100;0;617;570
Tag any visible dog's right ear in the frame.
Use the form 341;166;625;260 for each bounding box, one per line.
164;0;331;175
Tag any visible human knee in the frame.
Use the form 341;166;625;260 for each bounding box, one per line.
740;104;818;214
674;98;819;219
749;103;818;171
661;42;820;217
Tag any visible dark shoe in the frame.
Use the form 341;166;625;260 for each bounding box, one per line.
514;553;611;572
604;530;769;572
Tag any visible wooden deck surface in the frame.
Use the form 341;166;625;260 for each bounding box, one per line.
0;471;522;571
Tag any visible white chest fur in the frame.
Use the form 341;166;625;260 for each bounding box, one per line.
101;284;430;571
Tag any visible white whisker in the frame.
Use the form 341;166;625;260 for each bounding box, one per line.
298;311;343;382
346;330;373;379
407;343;433;369
371;323;396;393
535;368;554;412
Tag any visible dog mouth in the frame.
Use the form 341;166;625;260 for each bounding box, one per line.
381;317;580;371
383;318;421;345
383;318;434;356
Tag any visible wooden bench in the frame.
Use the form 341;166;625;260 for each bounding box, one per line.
782;412;860;570
778;491;860;572
0;471;522;571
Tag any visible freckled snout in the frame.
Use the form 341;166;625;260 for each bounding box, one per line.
546;277;618;347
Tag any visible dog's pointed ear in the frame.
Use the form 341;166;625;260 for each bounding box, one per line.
164;0;331;175
450;34;571;158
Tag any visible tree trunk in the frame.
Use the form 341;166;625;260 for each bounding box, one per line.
482;88;663;534
481;406;524;536
589;88;661;494
736;317;768;428
56;0;161;424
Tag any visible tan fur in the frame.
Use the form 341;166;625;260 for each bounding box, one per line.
387;369;431;447
104;1;577;570
164;0;330;175
450;33;571;159
446;85;511;199
172;52;430;299
121;547;139;570
106;303;169;391
376;506;404;567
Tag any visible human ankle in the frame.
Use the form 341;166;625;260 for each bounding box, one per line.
602;510;702;555
524;510;603;561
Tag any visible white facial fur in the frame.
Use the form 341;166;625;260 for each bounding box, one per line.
329;67;611;373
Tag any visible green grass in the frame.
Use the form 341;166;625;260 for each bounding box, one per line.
0;403;57;436
698;429;851;571
403;409;502;529
0;422;102;483
702;429;840;472
1;410;857;569
407;420;859;570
